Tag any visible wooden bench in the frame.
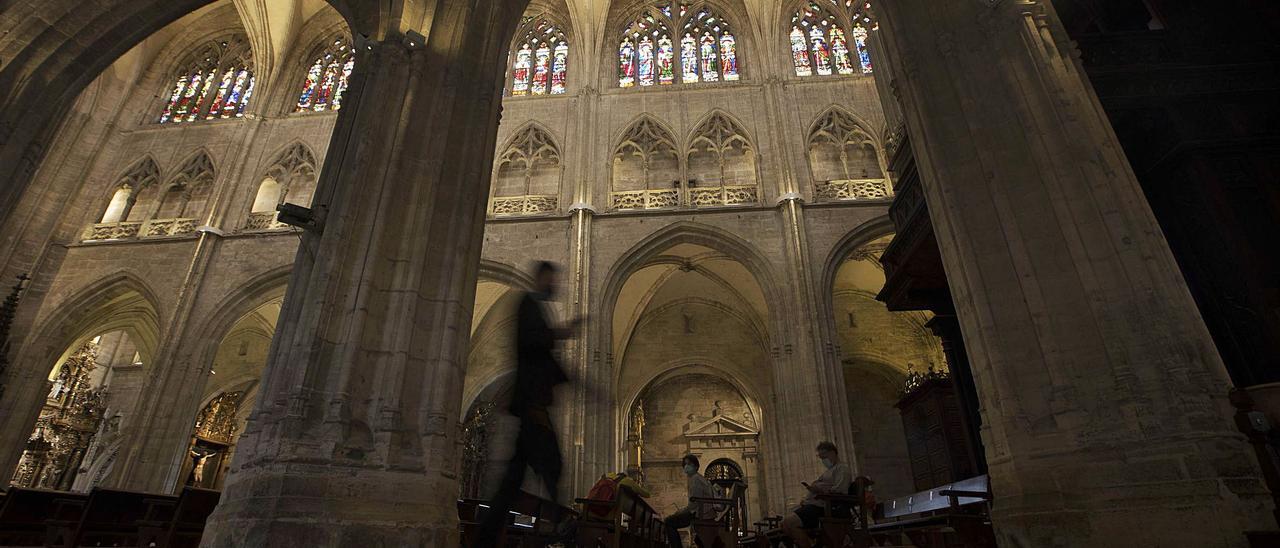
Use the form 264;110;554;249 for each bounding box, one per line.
59;487;166;547
866;475;994;548
813;476;874;548
575;485;664;548
136;487;221;548
459;492;578;548
0;487;86;547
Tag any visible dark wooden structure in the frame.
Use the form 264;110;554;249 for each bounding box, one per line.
866;475;994;548
896;378;980;491
0;485;219;548
575;485;665;548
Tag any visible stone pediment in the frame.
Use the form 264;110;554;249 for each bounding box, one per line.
684;414;758;438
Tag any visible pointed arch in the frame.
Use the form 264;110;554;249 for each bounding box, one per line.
292;30;356;113
786;0;875;77
491;123;563;215
156;32;256;124
506;1;573;96
154;151;216;220
612;1;745;88
685;110;759;205
610;115;681;209
806;106;888;200
99;156;162;224
248;142;318;228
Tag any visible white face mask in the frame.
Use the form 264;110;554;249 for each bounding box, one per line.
683;464;698;476
820;457;834;469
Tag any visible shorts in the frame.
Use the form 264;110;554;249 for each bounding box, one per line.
794;504;824;529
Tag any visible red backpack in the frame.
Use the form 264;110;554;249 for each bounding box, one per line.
585;474;624;517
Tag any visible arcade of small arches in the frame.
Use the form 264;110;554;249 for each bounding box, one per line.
0;0;1274;546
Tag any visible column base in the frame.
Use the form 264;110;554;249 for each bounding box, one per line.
988;437;1275;548
201;462;458;548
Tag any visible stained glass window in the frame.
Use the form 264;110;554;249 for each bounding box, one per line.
618;2;740;88
159;36;255;124
790;1;875;77
295;36;355;112
509;16;570;96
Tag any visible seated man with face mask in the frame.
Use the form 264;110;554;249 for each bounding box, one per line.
781;441;852;548
662;454;717;548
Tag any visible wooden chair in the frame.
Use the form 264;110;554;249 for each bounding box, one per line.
0;487;85;547
575;486;661;548
814;476;874;548
136;487;220;548
690;480;747;548
865;475;994;548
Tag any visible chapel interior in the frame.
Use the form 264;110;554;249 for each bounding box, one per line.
0;0;1277;547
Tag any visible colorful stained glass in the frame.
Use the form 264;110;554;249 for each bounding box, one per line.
551;42;568;94
680;34;698;83
720;34;738;81
513;44;533;95
223;69;251;118
531;44;551;95
699;34;719;82
332;60;353;109
205;69;234;119
638;36;656;87
810;26;832;76
791;27;812;76
852;25;873;73
160;76;188;123
657;36;675;85
296;61;323;109
619;39;637;87
186;70;217;122
830;28;854;75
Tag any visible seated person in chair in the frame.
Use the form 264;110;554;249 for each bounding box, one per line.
781;441;852;548
663;454;717;548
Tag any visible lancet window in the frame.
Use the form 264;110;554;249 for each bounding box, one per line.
509;16;570;96
790;1;874;77
154;153;215;221
618;2;739;88
686;112;759;206
159;35;255;123
491;126;562;216
295;35;356;112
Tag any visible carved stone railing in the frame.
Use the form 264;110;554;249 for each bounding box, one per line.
244;211;290;231
814;178;893;202
490;195;559;216
688;185;760;207
82;221;143;241
82;218;198;242
611;189;680;210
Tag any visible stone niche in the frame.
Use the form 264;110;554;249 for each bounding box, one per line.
628;372;762;520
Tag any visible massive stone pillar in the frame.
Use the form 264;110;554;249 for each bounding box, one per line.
873;0;1274;545
200;1;528;545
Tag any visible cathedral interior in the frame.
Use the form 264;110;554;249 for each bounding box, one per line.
0;0;1277;547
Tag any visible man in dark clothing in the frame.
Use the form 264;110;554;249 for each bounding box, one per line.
477;261;583;547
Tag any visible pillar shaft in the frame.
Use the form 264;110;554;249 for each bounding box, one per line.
201;1;525;544
874;0;1273;545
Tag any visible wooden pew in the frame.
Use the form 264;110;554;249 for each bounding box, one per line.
458;492;578;548
0;487;85;547
65;487;164;547
866;475;994;548
575;485;663;548
136;487;221;548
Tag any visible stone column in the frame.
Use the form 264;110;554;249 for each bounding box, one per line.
200;1;526;544
873;0;1273;545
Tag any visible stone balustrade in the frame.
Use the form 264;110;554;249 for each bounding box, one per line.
82;218;199;242
244;211;289;231
611;185;760;211
489;194;559;216
814;178;893;202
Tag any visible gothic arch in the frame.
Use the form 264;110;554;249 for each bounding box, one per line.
505;0;574;96
95;156;162;224
185;265;293;387
604;0;752;88
249;142;318;224
152;150;216;220
610;115;682;206
491;122;563;214
275;10;355;115
478;259;536;292
684;109;760;201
